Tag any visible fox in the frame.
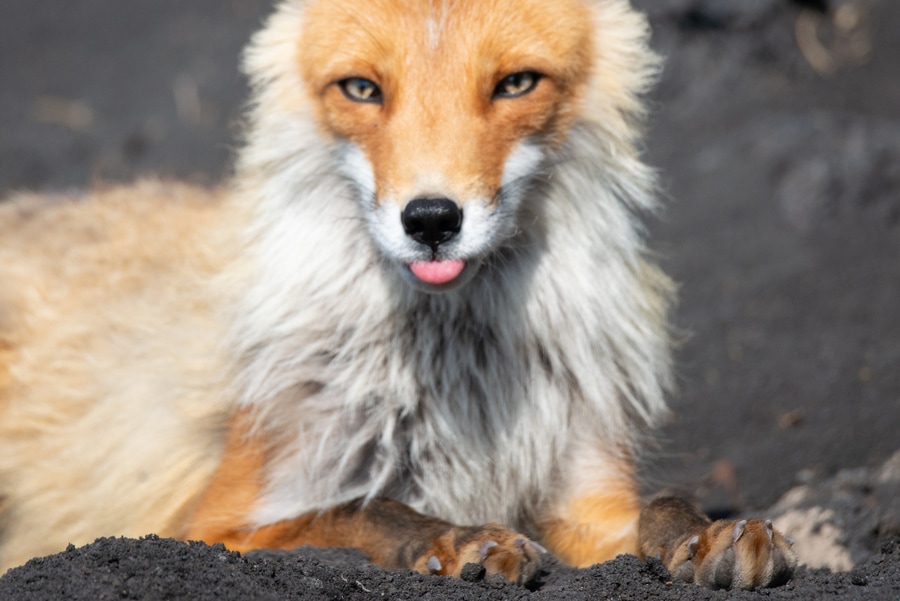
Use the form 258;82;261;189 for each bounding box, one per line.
0;0;797;590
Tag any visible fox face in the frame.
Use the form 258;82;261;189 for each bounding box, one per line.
293;0;594;292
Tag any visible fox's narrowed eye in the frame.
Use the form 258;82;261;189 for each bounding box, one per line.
338;77;383;103
493;71;541;99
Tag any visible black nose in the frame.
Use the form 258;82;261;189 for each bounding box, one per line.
401;198;462;250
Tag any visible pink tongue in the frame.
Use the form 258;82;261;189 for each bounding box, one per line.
409;259;466;285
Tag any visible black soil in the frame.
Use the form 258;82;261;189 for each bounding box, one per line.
2;536;899;600
1;0;899;599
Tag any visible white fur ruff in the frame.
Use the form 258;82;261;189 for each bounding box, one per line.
232;0;673;532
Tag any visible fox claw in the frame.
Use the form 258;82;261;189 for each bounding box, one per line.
639;498;797;590
478;540;499;561
693;518;798;590
415;524;541;584
732;519;747;542
426;555;442;574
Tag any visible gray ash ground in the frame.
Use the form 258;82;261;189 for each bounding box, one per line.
1;536;899;600
1;0;899;599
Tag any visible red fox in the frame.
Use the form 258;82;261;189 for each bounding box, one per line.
0;0;796;589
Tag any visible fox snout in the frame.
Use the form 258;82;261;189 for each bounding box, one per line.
400;198;463;252
398;197;471;291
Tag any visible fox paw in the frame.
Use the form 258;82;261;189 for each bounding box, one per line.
672;518;798;590
412;523;544;584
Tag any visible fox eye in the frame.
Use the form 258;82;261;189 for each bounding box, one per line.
338;77;383;103
493;71;541;99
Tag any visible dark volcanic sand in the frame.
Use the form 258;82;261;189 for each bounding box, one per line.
2;0;899;599
1;536;899;600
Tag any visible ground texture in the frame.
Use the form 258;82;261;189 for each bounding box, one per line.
1;0;898;598
1;536;899;601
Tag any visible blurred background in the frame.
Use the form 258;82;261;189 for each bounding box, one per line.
1;0;898;559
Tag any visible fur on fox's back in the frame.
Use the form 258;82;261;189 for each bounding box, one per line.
0;182;240;568
0;0;672;571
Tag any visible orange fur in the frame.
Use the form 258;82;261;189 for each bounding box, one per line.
540;482;642;566
183;412;267;550
299;0;593;204
186;415;539;581
0;182;237;569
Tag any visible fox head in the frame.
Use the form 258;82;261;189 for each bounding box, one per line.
242;0;658;293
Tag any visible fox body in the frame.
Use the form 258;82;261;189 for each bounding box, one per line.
0;0;794;587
